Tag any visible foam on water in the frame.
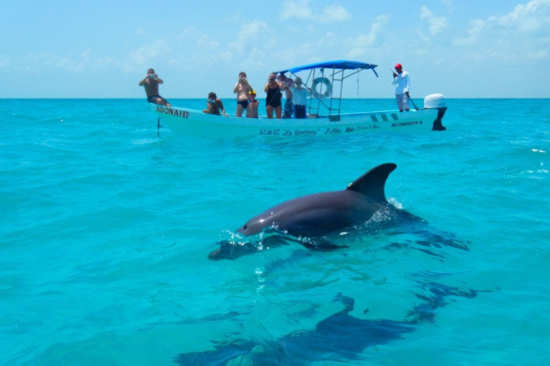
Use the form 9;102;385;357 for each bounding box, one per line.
1;98;550;365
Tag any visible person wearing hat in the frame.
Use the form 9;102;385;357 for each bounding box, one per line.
392;63;410;112
246;89;259;118
203;92;227;116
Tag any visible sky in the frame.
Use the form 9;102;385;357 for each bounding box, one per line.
2;0;550;98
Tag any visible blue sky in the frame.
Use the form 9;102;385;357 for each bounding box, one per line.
2;0;549;98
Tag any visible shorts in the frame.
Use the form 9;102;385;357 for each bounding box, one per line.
147;95;169;105
283;100;293;118
294;105;306;119
238;100;249;109
395;93;409;111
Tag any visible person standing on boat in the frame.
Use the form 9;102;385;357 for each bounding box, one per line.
246;90;259;118
139;68;170;106
233;72;253;117
203;92;227;116
291;77;309;119
278;73;294;118
392;63;410;112
265;73;282;119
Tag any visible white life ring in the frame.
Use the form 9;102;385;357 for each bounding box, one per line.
312;77;332;99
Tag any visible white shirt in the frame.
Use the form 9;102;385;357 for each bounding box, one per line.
291;86;309;105
392;70;410;95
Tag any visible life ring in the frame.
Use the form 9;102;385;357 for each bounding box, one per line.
312;77;332;99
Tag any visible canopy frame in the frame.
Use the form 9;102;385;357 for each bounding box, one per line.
277;60;378;120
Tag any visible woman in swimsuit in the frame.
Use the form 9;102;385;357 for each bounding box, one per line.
264;73;282;119
233;72;253;117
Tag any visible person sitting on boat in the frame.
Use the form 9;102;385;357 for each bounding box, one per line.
246;90;259;118
139;68;170;106
233;72;253;117
291;77;309;119
264;73;282;119
278;73;294;118
203;92;227;116
392;63;410;112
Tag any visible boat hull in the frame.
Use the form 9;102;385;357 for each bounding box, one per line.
154;105;444;138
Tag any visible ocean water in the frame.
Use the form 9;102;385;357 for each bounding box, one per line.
1;98;550;365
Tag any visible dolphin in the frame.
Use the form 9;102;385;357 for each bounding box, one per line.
209;163;422;260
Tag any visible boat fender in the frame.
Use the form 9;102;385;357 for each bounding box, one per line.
312;77;332;99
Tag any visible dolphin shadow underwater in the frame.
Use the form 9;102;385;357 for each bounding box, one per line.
174;281;479;365
209;163;467;260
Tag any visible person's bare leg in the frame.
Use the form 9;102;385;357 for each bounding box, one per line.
267;105;273;118
236;103;243;117
275;106;282;119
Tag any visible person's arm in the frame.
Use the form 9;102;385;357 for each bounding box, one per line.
221;102;227;116
139;78;147;86
233;82;239;94
264;82;269;93
404;74;410;95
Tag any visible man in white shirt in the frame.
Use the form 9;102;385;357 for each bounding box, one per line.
291;77;309;118
392;63;410;112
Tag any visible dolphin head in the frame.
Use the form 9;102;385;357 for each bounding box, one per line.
237;214;275;236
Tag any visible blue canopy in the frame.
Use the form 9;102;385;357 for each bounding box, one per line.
276;60;378;74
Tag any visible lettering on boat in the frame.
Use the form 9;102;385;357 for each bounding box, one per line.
157;106;189;119
295;129;317;136
392;121;422;127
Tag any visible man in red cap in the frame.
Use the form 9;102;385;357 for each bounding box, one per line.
392;63;410;112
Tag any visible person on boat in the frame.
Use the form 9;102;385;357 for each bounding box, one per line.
139;68;170;106
203;92;227;116
233;72;253;117
264;73;282;119
291;77;309;119
246;90;259;118
392;63;410;112
278;73;294;118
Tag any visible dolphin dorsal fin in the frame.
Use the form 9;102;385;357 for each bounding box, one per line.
346;163;397;202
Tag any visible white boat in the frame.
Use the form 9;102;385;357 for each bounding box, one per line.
155;60;447;138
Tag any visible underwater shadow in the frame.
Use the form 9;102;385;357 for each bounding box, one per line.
174;281;478;366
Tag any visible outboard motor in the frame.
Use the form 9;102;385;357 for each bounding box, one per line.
424;93;447;131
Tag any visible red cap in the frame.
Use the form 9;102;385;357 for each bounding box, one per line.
395;63;402;70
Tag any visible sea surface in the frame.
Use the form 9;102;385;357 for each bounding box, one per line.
1;98;550;365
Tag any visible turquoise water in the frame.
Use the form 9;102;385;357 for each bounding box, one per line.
2;98;550;365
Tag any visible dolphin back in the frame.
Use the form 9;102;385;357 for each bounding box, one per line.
345;163;397;202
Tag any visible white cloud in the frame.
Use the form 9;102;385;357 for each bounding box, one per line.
320;4;351;23
347;15;389;57
451;0;550;63
281;0;313;20
453;19;485;45
420;5;448;36
129;40;171;67
496;0;550;32
281;0;351;23
229;20;270;54
453;0;550;48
